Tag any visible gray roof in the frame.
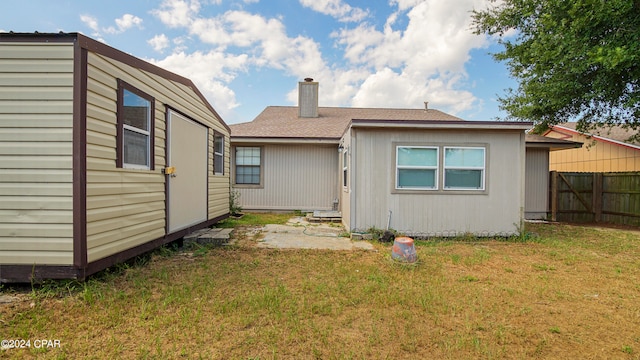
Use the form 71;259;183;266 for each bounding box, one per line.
230;106;462;140
525;134;582;150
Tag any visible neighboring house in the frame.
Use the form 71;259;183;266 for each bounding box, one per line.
524;134;582;219
231;79;533;236
0;33;230;282
543;122;640;172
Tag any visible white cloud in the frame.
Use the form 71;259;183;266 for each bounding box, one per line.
329;0;493;114
150;2;338;120
148;0;496;119
104;14;144;34
149;50;249;120
152;5;331;87
81;13;143;37
148;34;170;52
335;1;488;74
389;0;424;12
80;15;100;32
351;68;476;114
115;14;144;31
151;0;201;28
299;0;369;22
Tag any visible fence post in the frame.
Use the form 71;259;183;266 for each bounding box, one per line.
593;173;603;222
550;171;558;221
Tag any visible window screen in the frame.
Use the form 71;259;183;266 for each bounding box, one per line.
444;147;485;190
235;147;261;184
396;146;438;189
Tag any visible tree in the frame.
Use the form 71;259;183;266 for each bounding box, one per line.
472;0;640;134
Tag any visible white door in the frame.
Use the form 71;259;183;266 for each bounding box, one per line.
167;110;208;232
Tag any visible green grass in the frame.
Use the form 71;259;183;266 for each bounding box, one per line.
215;212;294;228
2;216;639;359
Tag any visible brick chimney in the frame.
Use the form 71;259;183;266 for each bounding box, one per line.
298;78;318;118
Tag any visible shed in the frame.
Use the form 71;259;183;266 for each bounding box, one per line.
0;33;230;282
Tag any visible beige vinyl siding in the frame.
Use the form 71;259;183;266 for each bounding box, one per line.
85;52;229;263
546;131;640;172
525;148;550;219
351;129;524;236
234;144;339;211
0;42;74;265
209;130;231;216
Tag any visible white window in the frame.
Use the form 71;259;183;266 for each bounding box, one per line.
444;147;485;190
117;81;154;170
235;147;261;185
396;146;438;190
342;148;348;188
214;133;224;175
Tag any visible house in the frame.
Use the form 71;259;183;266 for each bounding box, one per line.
542;122;640;172
524;134;582;219
0;32;230;282
231;79;533;236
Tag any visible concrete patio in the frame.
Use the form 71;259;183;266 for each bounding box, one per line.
256;217;374;250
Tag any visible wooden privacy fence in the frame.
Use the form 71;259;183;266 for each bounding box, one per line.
550;171;640;226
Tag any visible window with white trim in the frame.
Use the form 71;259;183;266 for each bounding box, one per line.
342;148;348;188
214;133;224;175
117;80;154;170
443;147;485;190
235;146;261;185
395;146;438;190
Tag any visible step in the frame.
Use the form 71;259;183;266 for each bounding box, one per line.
183;228;234;246
307;211;342;223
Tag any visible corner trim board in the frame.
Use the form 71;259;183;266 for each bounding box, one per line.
73;42;88;270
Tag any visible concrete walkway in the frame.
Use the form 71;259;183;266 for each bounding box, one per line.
256;217;374;250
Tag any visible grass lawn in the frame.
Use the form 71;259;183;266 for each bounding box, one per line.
1;214;639;359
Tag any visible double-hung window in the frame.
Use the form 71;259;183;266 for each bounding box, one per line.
396;146;438;190
444;147;485;190
235;146;261;185
117;80;154;170
214;133;224;175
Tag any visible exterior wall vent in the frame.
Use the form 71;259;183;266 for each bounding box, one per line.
298;79;319;118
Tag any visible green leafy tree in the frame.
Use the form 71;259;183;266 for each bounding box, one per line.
472;0;640;134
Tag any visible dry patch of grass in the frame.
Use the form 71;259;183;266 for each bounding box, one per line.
1;219;639;359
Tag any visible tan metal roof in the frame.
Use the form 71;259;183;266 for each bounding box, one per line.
230;106;462;140
555;122;639;145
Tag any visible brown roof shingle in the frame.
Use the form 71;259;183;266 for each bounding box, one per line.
230;106;462;139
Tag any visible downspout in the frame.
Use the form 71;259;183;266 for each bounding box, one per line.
519;131;526;234
336;141;342;212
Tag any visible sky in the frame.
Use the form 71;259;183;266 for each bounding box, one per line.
1;0;517;125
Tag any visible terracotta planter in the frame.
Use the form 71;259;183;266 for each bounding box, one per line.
391;236;417;263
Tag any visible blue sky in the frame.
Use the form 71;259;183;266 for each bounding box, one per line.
1;0;516;124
